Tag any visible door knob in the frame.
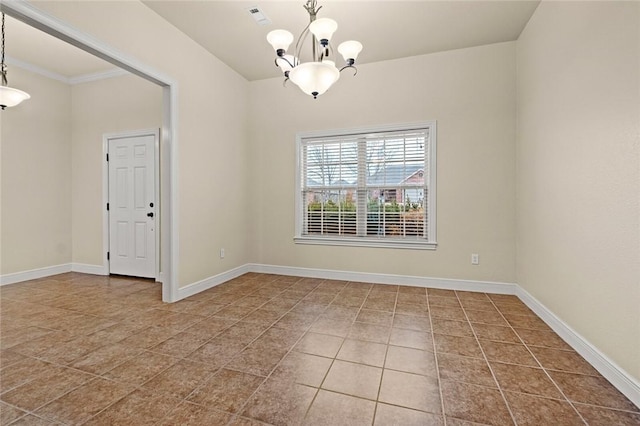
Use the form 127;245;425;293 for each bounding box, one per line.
147;212;154;218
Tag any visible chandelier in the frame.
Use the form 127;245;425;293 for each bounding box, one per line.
0;13;30;110
266;0;362;99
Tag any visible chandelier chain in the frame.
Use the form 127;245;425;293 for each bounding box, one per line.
1;13;7;86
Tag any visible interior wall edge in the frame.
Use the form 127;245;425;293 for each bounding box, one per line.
516;285;640;408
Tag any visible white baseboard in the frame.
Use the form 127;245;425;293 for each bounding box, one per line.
177;264;252;300
71;263;108;275
247;263;516;295
516;286;640;408
0;263;72;286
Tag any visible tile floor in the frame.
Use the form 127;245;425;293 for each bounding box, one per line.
0;272;638;425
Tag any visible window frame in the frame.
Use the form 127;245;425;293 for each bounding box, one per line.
294;121;437;250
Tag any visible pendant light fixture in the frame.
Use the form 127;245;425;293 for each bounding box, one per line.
266;0;362;99
0;13;30;110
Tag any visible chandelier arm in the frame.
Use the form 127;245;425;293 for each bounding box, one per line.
339;64;358;76
295;25;312;63
276;56;296;69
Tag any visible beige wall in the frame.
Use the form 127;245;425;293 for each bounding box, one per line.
71;74;162;266
32;0;250;287
0;68;72;274
249;42;517;283
516;2;640;379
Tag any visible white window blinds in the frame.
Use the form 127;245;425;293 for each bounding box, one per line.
296;122;436;249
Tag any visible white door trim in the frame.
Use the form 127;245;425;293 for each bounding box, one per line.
103;129;160;280
2;0;180;302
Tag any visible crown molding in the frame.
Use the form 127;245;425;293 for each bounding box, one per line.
6;55;129;85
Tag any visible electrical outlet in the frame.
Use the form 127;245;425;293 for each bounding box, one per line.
471;253;479;265
220;248;225;259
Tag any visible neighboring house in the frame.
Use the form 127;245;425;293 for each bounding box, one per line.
367;165;424;205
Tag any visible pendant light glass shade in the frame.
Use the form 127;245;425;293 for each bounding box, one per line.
288;61;340;98
337;40;363;62
0;85;30;109
308;18;338;44
1;13;30;109
266;29;294;53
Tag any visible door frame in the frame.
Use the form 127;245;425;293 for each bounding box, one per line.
103;129;161;280
2;0;180;302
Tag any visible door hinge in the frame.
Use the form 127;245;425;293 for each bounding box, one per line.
106;202;109;211
106;153;109;161
107;252;110;260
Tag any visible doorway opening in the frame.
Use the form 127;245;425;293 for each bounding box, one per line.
1;1;179;302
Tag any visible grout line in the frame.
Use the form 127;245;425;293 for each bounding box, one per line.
457;292;519;425
486;297;589;425
370;285;400;426
426;289;448;426
300;281;374;424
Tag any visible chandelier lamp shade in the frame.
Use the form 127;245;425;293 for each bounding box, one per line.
0;13;30;110
266;0;362;99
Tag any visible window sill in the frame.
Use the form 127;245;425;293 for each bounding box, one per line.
294;236;437;250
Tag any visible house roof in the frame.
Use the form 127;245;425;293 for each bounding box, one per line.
367;164;423;186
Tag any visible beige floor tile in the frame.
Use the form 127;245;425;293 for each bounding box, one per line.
504;392;584;426
441;380;513;425
337;339;388;367
294;332;344;358
322;360;383;400
271;351;333;387
102;351;177;385
187;368;264;413
575;403;640;426
479;340;538;366
1;365;92;411
84;388;181;426
0;401;27;425
437;353;496;387
158;401;231;425
433;334;483;358
356;309;394;326
385;345;437;377
35;378;135;425
242;379;316;425
388;328;433;350
141;359;216;399
348;323;391;344
374;403;444;425
491;362;563;398
305;390;376;426
378;369;441;413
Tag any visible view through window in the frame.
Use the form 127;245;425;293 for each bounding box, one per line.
296;122;437;249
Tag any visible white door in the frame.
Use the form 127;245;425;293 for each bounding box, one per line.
108;134;156;278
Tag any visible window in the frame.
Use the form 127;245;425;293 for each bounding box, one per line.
295;122;437;249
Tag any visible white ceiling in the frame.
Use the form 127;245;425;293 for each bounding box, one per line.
5;15;115;79
5;1;540;82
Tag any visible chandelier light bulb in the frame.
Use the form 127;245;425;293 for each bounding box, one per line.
309;18;338;45
338;40;363;63
266;29;294;55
